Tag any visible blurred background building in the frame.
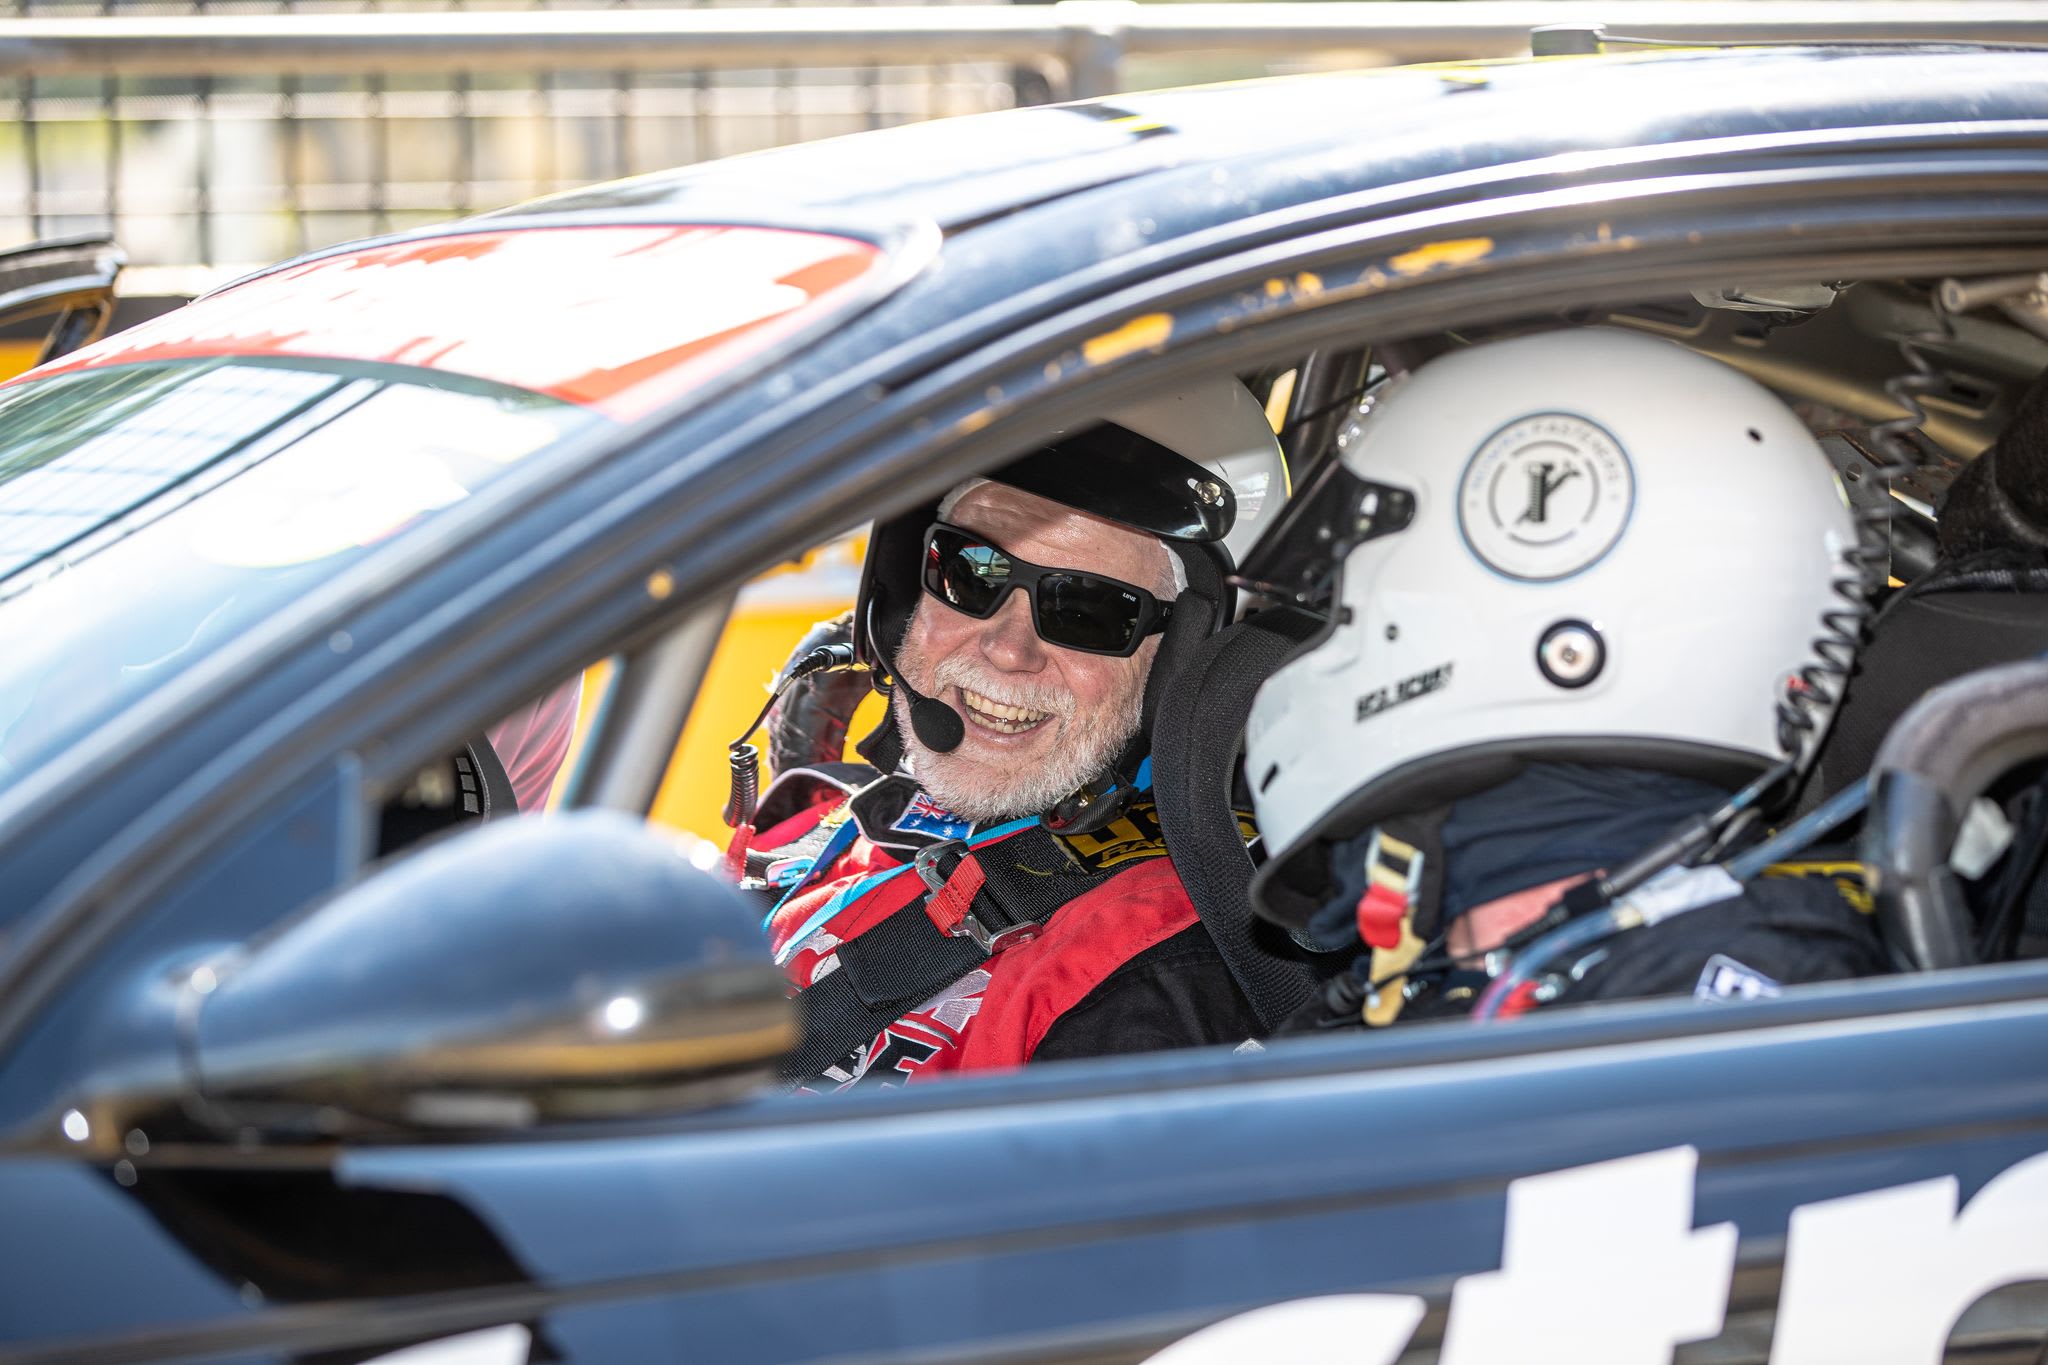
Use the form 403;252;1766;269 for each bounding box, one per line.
0;0;1392;281
0;0;1015;277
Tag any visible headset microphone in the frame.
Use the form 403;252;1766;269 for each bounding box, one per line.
856;595;966;752
893;669;966;753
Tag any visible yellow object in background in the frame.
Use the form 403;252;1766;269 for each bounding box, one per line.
650;597;886;840
553;532;883;840
0;340;42;379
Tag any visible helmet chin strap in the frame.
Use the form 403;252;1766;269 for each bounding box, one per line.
1040;760;1143;835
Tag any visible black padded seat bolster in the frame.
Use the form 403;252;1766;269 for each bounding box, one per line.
464;735;520;818
1152;609;1324;1031
1797;572;2048;816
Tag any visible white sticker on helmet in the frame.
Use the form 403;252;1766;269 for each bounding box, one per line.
1457;412;1636;581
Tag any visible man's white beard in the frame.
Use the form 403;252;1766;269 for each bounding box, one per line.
893;638;1145;824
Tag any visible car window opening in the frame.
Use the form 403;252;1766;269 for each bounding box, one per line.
726;268;2048;1094
18;265;2048;1126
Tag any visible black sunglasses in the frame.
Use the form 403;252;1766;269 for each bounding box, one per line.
920;522;1172;657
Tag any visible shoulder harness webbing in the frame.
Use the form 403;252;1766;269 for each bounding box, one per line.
1151;608;1325;1029
779;816;1167;1083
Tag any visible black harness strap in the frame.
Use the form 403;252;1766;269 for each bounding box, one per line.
779;824;1127;1083
1151;610;1324;1031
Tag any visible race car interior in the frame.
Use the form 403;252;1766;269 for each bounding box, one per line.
1212;274;2048;1002
372;270;2048;1035
731;268;2048;1063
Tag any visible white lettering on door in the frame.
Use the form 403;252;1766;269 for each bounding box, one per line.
1142;1144;2048;1365
1771;1148;2048;1365
1142;1294;1427;1365
1441;1146;1735;1365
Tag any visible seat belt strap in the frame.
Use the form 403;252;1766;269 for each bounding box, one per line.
780;825;1111;1083
919;846;988;936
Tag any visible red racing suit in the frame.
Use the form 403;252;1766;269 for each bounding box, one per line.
749;767;1262;1089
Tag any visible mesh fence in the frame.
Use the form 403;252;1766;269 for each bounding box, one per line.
3;0;1028;268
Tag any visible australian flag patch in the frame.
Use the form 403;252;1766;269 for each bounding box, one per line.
889;790;973;843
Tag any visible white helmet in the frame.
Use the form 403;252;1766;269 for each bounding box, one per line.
1244;328;1856;896
1104;376;1288;571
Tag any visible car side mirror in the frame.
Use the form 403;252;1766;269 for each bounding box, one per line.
176;811;791;1135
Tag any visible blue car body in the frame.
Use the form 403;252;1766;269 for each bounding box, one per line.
5;43;2048;1364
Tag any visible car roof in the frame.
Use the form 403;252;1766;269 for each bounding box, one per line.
178;45;2048;382
488;45;2048;236
129;45;2046;420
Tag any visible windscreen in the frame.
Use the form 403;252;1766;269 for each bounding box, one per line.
0;356;599;797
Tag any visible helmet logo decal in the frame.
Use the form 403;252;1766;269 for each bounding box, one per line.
1457;412;1636;581
1356;662;1454;723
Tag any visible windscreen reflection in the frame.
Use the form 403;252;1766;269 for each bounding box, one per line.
0;358;599;820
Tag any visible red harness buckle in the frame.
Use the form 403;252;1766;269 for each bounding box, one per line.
922;854;986;936
914;844;1037;954
1355;882;1409;951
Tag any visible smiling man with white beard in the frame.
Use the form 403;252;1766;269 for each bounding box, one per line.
739;378;1289;1091
891;478;1166;825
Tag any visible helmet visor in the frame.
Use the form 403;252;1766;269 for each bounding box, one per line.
1231;455;1415;609
995;422;1236;544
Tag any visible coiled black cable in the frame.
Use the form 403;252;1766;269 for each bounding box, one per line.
723;641;863;829
723;743;762;829
1774;287;1952;761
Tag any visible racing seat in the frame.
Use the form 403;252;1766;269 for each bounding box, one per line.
1151;606;1326;1030
376;736;520;856
1802;557;2048;961
1806;561;2048;806
1803;358;2048;956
